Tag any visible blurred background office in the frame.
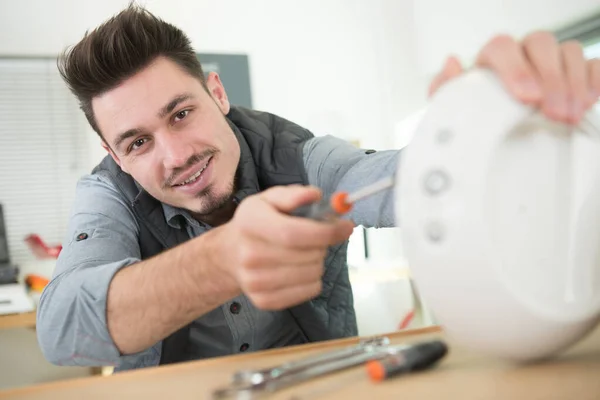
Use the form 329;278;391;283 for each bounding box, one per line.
0;0;599;391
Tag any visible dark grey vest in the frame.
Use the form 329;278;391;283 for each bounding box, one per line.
93;106;357;364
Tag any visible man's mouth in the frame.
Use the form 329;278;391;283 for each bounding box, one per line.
173;156;213;187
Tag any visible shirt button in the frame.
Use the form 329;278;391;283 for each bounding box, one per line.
76;232;88;241
229;302;241;314
239;343;250;352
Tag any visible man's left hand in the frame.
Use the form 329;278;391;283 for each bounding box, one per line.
428;31;600;125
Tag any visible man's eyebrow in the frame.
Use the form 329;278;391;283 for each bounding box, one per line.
112;93;195;151
158;93;194;119
113;128;148;151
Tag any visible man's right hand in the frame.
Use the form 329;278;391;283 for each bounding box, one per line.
220;185;355;310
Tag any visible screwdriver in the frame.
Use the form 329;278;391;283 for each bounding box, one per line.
366;340;448;382
290;175;395;221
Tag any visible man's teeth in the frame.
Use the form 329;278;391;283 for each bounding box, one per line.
179;158;210;186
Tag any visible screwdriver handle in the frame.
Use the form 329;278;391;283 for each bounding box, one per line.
290;199;336;221
289;192;352;222
366;340;448;382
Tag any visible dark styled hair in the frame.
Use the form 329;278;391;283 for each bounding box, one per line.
57;3;206;138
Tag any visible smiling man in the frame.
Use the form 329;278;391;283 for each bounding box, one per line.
94;59;242;227
37;5;599;370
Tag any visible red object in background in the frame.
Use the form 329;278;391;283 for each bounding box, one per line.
398;309;415;330
24;234;62;259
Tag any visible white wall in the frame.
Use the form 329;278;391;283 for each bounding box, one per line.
413;0;600;76
0;0;405;171
2;0;597;166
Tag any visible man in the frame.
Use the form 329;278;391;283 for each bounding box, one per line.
37;5;598;371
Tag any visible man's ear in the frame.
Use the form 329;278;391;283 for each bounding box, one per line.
205;72;230;114
101;141;128;172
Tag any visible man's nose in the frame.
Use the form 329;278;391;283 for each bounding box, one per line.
159;132;194;170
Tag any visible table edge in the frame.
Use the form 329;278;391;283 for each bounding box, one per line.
0;326;442;397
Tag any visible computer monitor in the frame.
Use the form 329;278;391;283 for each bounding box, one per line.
0;203;10;265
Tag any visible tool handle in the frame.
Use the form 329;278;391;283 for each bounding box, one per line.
367;340;448;382
289;199;336;221
289;192;352;222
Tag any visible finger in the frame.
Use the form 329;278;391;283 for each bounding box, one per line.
244;200;354;248
590;58;600;104
260;185;322;213
561;40;588;123
522;31;569;123
475;34;542;104
239;239;327;269
428;55;464;97
272;217;354;249
240;261;324;293
249;281;323;310
325;219;355;245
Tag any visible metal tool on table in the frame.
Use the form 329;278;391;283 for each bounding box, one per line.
211;336;447;399
212;336;392;399
290;176;395;221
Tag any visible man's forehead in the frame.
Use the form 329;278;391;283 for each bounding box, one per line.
92;85;154;140
93;63;200;138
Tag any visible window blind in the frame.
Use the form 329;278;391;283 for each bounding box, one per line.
0;58;90;267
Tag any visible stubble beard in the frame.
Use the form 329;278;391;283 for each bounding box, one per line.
193;175;237;217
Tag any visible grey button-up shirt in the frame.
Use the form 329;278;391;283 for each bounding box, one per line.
36;135;399;369
162;206;308;362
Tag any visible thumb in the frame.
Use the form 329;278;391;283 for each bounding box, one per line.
260;185;322;213
428;55;464;97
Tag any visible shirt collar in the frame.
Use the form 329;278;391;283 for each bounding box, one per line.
162;203;200;229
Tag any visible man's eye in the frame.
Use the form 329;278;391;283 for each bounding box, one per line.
129;138;148;152
174;110;189;122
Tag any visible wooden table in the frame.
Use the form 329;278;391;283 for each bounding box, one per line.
0;312;36;330
1;324;599;400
